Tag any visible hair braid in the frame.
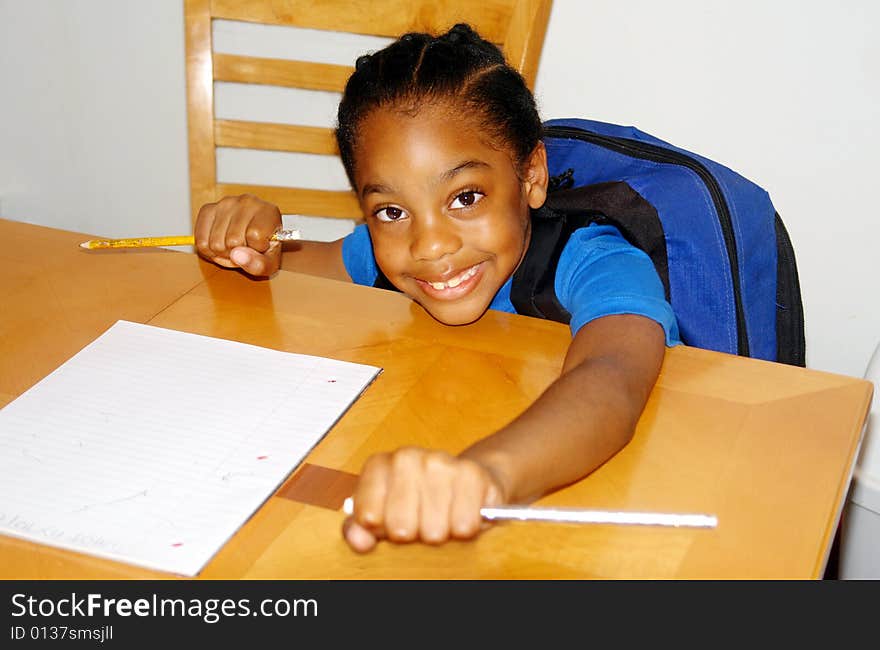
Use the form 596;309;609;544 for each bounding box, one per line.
335;23;543;188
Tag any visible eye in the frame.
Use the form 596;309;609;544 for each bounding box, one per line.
374;205;407;222
450;190;484;209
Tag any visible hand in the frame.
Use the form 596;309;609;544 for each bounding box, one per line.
194;194;283;277
342;447;506;553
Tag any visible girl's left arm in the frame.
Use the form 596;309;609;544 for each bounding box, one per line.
342;312;666;552
460;312;666;504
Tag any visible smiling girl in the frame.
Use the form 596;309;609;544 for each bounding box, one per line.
194;23;680;553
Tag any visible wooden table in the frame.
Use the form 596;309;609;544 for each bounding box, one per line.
0;217;872;579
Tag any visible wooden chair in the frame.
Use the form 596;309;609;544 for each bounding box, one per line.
184;0;553;227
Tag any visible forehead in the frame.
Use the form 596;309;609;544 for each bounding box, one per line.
352;102;516;186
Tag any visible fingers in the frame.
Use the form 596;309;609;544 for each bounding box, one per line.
449;460;489;539
353;453;391;531
343;448;503;553
385;448;424;542
194;194;283;276
343;453;389;553
420;453;455;544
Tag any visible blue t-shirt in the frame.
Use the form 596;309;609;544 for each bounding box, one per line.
341;222;681;346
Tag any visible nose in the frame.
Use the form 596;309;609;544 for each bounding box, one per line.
409;214;462;261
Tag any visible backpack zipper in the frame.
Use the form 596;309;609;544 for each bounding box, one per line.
544;125;749;357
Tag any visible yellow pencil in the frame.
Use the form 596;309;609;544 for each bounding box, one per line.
79;229;301;250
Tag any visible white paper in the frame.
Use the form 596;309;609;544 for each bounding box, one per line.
0;320;381;576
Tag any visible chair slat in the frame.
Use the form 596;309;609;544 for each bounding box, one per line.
211;0;513;42
216;183;362;219
215;120;338;154
214;53;352;92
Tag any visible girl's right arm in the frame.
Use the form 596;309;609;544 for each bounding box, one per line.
194;194;351;281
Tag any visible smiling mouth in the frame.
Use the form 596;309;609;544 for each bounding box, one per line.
422;263;481;291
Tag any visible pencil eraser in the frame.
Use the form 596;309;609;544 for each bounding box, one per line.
273;229;301;242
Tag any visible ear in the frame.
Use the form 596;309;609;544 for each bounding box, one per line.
522;141;549;209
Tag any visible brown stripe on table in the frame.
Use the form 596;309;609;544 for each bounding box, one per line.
277;463;359;511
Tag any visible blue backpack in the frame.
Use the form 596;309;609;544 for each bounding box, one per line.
509;118;805;366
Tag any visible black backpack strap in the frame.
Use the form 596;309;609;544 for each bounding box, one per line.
773;213;806;366
511;205;584;322
511;181;670;324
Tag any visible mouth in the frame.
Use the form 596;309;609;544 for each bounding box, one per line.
415;262;483;300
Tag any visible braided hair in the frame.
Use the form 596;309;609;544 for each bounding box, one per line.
335;23;543;188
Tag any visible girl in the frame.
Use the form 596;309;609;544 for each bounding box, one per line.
194;24;680;553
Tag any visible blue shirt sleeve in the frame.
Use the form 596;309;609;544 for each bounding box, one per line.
555;224;681;346
343;221;680;346
341;224;379;286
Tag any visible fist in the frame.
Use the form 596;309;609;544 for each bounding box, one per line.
343;447;505;553
194;194;283;277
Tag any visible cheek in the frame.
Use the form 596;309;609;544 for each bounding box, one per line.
369;232;404;275
491;215;530;263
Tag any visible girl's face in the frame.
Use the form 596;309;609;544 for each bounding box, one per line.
353;103;548;325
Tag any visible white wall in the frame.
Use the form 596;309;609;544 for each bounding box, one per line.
0;0;190;239
535;0;880;380
1;0;878;378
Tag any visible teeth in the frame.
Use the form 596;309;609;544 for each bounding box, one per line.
427;264;478;291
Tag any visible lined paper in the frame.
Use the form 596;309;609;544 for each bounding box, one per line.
0;320;381;576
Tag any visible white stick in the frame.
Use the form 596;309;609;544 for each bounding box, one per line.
341;498;717;529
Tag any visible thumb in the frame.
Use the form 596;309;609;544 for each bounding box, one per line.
342;517;380;553
229;241;281;277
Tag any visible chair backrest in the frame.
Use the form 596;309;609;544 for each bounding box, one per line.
184;0;553;227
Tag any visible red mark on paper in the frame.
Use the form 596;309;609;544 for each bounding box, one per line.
171;543;183;548
257;455;269;460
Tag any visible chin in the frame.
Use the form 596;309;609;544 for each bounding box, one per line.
421;302;487;326
432;313;482;326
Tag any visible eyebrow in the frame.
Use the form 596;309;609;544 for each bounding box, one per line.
439;159;490;183
360;159;490;199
